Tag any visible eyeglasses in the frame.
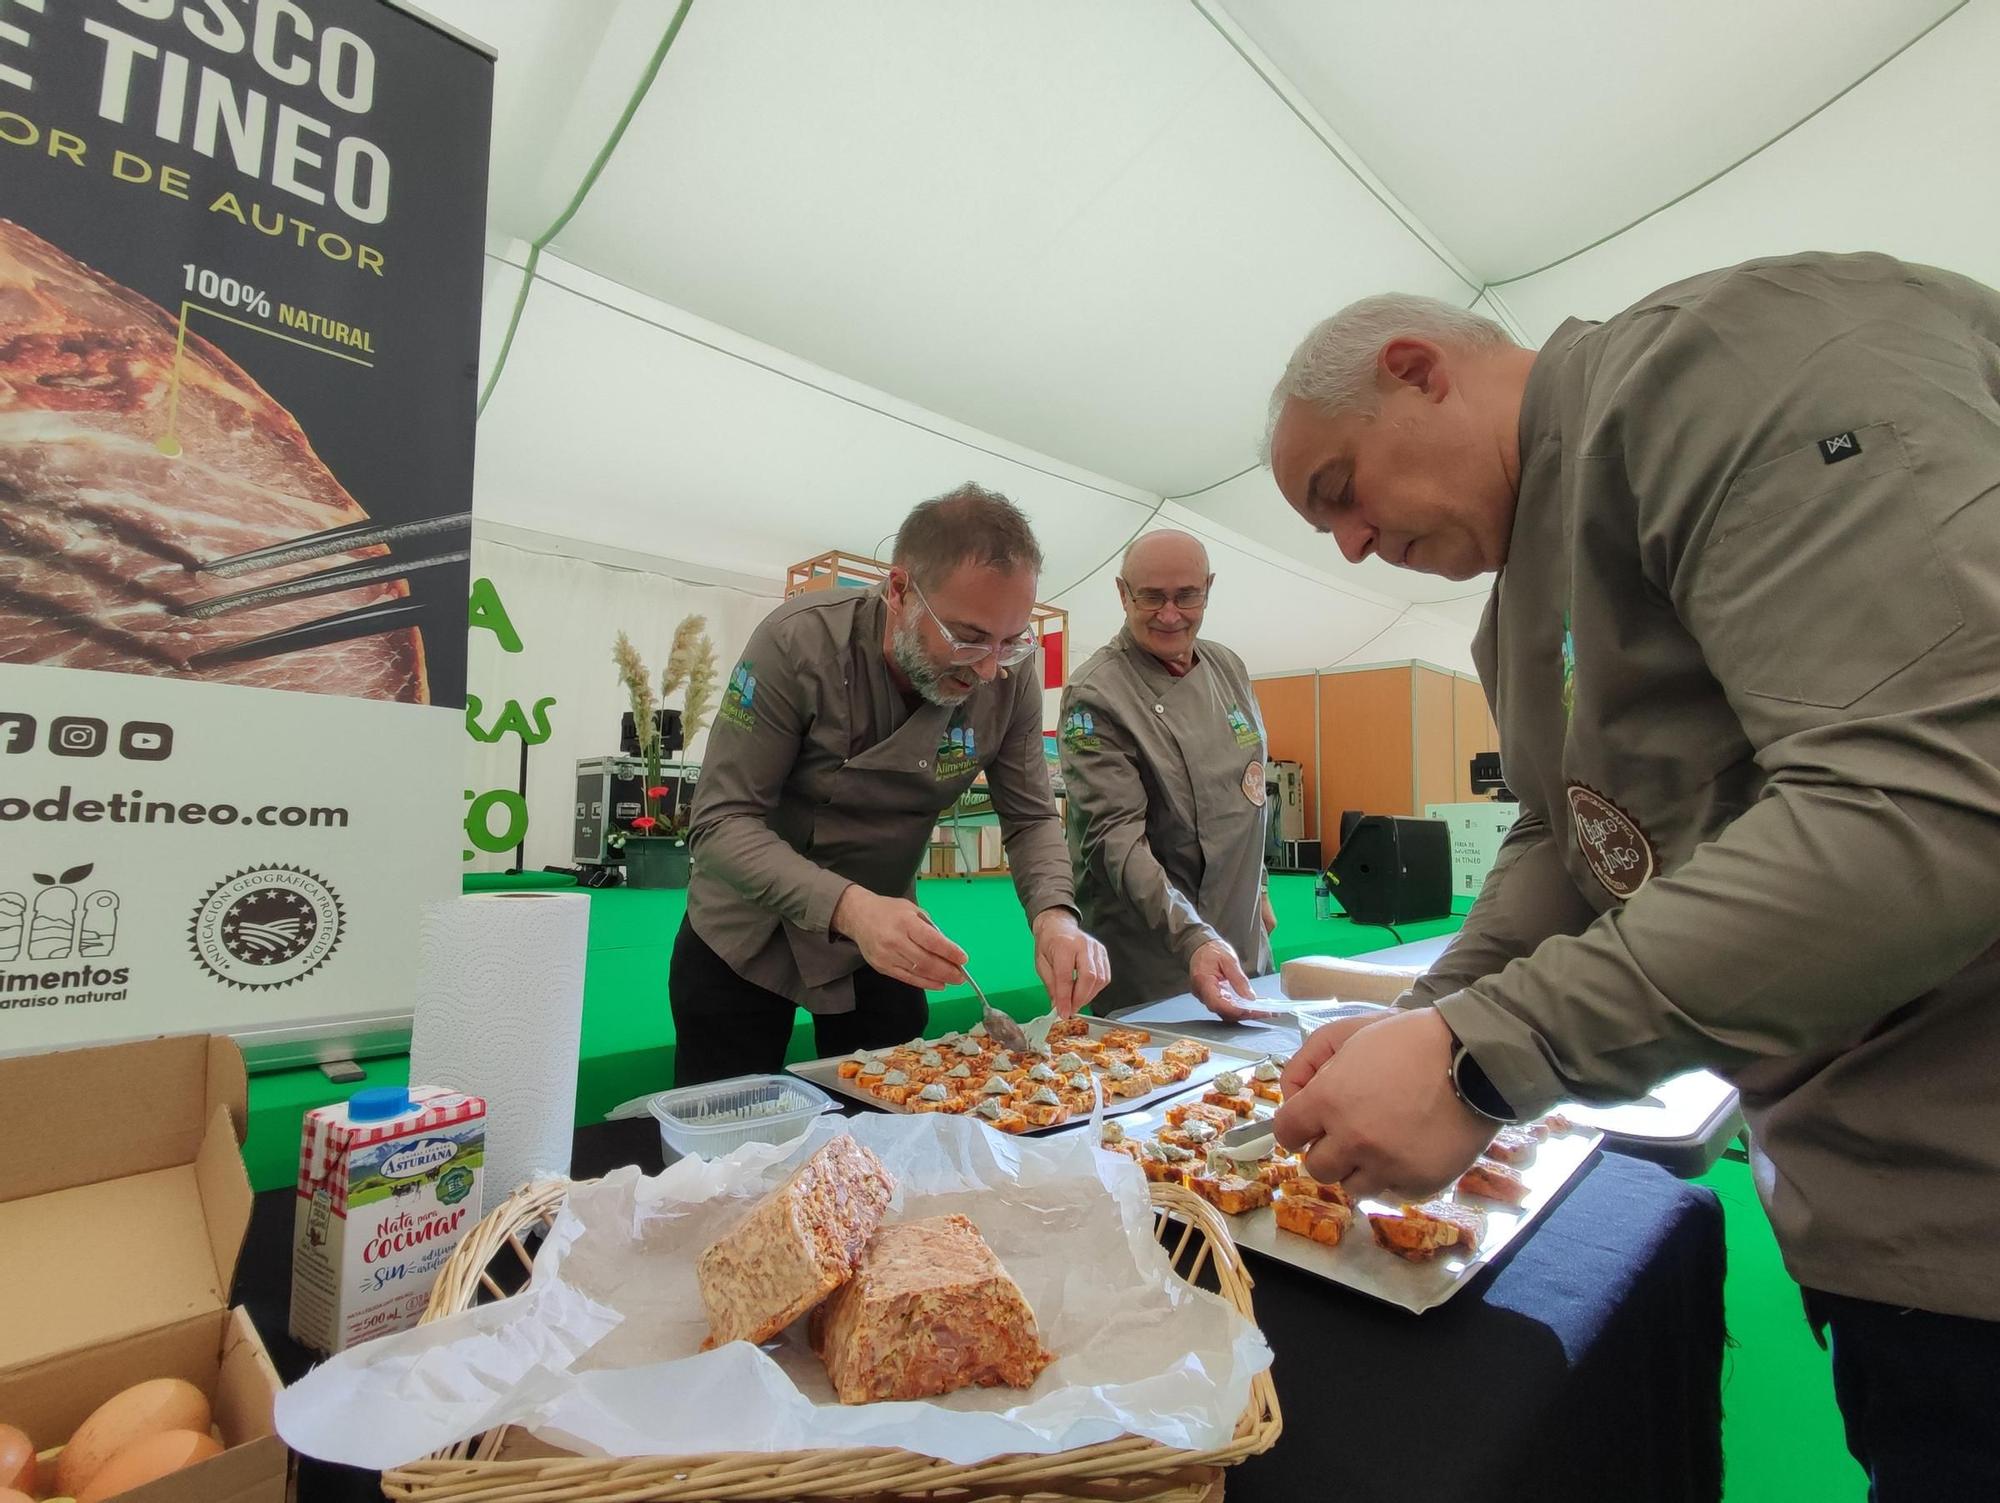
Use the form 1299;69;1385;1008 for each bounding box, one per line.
1122;583;1209;611
909;583;1040;667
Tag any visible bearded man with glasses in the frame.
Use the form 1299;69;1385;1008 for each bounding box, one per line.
1058;529;1276;1019
673;483;1111;1084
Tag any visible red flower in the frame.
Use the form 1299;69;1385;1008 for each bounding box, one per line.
647;786;671;799
632;815;658;832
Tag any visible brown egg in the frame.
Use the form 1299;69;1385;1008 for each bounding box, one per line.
36;1444;63;1494
0;1425;32;1493
76;1429;222;1502
55;1380;211;1497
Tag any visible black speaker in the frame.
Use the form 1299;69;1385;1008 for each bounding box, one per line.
620;708;685;758
1329;815;1452;925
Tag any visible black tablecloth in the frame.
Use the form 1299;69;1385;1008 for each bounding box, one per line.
239;1120;1724;1503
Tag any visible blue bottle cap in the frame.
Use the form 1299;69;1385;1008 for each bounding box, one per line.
348;1085;414;1122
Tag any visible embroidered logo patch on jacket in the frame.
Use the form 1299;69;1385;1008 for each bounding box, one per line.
1568;783;1656;899
1061;707;1100;753
720;662;758;730
1242;759;1267;806
935;718;978;779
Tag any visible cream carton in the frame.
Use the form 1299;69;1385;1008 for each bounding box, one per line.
290;1084;486;1354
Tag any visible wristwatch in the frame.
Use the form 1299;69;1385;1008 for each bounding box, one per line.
1447;1036;1518;1124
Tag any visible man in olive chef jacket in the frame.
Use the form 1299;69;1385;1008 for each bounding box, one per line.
1059;530;1276;1019
672;484;1110;1085
1262;258;2000;1498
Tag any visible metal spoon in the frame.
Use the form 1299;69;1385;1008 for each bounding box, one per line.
963;966;1031;1054
914;909;1034;1052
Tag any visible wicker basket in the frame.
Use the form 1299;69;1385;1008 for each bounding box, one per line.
380;1176;1281;1502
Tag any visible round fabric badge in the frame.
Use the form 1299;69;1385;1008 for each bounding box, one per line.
1242;759;1267;806
1567;783;1655;899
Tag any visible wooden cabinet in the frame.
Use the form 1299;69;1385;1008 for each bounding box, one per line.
1252;662;1499;853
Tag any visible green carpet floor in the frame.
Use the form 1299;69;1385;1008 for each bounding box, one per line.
242;868;1864;1497
1694;1153;1866;1501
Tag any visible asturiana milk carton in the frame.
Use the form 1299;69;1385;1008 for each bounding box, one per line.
290;1084;486;1354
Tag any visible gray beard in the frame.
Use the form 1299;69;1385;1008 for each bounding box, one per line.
891;615;973;706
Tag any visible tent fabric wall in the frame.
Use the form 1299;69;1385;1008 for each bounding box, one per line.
464;529;781;872
422;0;2000;863
468;237;1480;694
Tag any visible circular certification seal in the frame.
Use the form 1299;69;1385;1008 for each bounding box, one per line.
1567;784;1656;899
1242;759;1267;806
436;1165;475;1206
189;864;344;989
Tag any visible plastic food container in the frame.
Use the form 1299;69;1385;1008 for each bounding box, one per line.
640;1073;837;1161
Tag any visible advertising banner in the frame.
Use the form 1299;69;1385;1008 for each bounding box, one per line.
0;0;491;1055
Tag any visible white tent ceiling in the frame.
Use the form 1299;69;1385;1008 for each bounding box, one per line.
422;0;1990;676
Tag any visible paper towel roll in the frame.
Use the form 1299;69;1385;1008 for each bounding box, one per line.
411;892;588;1201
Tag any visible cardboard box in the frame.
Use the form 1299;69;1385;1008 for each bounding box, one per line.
0;1035;290;1503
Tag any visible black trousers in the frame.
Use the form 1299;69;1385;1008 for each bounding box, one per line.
1806;1288;2000;1500
669;917;928;1087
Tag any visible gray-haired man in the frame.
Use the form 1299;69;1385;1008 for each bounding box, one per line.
1060;529;1275;1018
675;484;1110;1086
1262;255;2000;1498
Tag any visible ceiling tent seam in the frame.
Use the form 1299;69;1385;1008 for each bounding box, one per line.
477;0;697;417
1323;602;1413;670
484;252;1157;512
1173;464;1261;501
1484;0;1969;288
1043;499;1171;603
1188;0;1481;298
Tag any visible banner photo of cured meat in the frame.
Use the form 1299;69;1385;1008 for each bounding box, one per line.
0;0;491;1058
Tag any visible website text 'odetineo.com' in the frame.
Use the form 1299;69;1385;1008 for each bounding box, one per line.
1;785;350;830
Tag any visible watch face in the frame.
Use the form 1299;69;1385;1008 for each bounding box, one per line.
1452;1045;1514;1123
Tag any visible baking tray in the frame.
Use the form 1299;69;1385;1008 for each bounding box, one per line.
788;1015;1277;1133
1108;1094;1601;1314
1149;998;1743;1180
